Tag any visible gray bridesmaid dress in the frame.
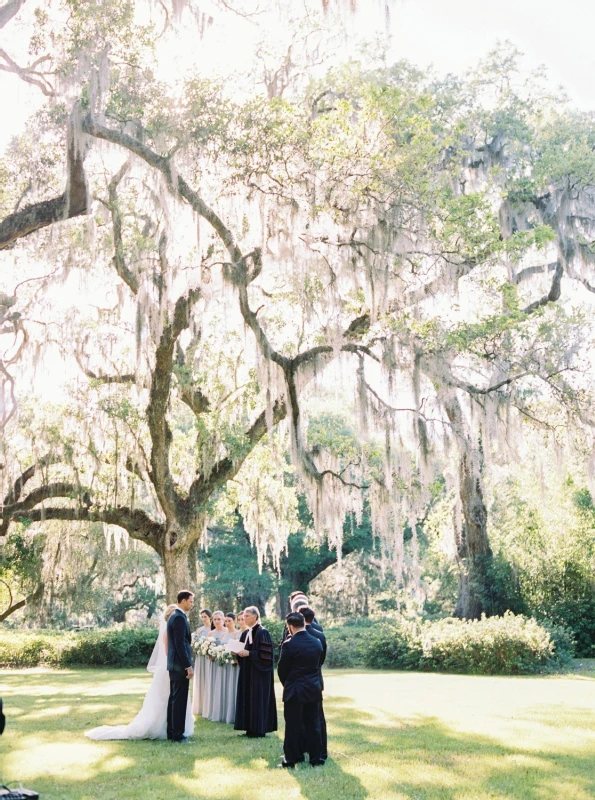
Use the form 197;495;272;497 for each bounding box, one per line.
191;626;210;715
202;630;233;723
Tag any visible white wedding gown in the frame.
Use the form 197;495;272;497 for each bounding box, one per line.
85;617;194;741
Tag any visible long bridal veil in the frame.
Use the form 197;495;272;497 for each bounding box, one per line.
147;617;167;673
85;615;194;741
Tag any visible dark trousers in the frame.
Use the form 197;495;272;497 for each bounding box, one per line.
167;675;189;741
319;701;327;759
300;701;327;760
284;699;321;765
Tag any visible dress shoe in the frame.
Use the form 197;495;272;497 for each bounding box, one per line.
279;760;295;769
172;736;191;744
310;759;325;767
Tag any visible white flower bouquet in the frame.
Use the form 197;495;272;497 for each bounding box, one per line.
191;631;207;657
194;637;218;659
215;648;238;667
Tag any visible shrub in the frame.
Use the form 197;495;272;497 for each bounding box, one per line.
262;618;285;648
0;631;73;667
540;598;595;658
417;613;567;675
60;628;157;667
0;613;574;674
0;628;157;668
538;619;575;667
363;622;423;670
324;639;360;668
325;624;376;667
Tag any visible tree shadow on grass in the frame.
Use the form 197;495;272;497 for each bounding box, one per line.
1;671;368;800
2;671;595;799
323;695;595;800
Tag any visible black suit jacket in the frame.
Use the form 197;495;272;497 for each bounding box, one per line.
281;617;323;645
166;608;193;677
306;625;327;668
277;630;323;703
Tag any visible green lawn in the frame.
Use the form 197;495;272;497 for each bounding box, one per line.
1;664;595;800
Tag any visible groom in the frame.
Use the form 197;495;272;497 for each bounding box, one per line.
166;590;195;742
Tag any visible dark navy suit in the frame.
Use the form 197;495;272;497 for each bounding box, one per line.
277;629;323;764
166;608;193;741
306;624;327;760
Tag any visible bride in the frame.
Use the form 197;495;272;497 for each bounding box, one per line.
85;604;194;740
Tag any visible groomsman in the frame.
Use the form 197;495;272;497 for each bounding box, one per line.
282;592;323;644
277;611;324;768
301;606;327;762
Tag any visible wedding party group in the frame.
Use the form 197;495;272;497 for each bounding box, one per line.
85;590;328;769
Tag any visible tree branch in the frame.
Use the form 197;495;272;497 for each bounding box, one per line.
3;453;58;507
177;383;210;415
317;469;369;490
6;506;165;552
186;398;287;510
523;262;563;314
82;116;243;263
222;247;289;369
0;111;88;250
3;481;80;517
147;287;202;523
75;350;137;384
0;49;55;96
106;160;139;294
0;0;26;29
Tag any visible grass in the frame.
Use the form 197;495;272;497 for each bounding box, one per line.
1;663;595;800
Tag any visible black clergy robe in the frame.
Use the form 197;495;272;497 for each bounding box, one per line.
234;623;277;736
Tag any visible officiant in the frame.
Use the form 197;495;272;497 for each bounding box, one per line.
234;606;278;738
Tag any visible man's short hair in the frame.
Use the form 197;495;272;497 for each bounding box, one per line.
177;590;194;603
291;599;308;612
289;591;307;601
299;606;315;624
244;605;260;619
286;611;305;629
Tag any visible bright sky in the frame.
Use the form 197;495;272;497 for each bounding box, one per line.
2;0;594;153
390;0;595;109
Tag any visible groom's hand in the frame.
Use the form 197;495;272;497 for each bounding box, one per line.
186;666;194;678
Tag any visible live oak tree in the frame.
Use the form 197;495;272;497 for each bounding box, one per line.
0;0;397;613
1;0;595;620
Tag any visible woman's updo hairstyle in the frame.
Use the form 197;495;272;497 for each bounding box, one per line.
201;608;215;630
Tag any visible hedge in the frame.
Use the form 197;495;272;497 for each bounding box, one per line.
0;613;575;674
361;613;574;674
0;628;157;668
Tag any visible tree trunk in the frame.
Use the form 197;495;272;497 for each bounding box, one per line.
453;448;494;619
163;539;200;629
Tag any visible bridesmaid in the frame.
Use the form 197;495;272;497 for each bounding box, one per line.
202;611;232;722
192;608;213;716
222;612;240;723
225;612;239;639
237;611;248;634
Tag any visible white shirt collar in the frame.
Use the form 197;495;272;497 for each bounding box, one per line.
245;622;258;644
